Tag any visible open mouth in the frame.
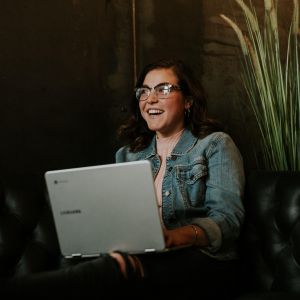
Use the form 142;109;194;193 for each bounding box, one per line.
147;109;164;116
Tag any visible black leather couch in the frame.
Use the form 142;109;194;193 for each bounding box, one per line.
0;171;299;299
237;171;300;300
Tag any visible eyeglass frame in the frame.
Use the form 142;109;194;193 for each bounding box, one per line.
135;82;181;101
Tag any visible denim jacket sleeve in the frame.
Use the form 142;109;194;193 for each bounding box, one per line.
192;132;245;255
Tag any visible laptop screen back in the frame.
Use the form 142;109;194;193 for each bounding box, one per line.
45;160;166;258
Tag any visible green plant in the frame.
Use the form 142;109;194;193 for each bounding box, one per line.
220;0;300;171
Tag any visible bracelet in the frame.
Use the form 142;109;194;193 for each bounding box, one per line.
190;224;199;246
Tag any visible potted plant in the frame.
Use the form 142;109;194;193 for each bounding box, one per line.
220;0;300;171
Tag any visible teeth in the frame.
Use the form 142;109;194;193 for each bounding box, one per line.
148;109;163;115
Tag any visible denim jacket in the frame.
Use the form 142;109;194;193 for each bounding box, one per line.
115;129;245;260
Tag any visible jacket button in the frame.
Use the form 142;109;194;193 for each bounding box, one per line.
164;191;171;196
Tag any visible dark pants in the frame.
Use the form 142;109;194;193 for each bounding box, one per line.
2;249;242;299
135;247;242;299
2;254;122;299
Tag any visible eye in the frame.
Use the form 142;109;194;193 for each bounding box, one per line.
156;84;170;95
136;87;149;100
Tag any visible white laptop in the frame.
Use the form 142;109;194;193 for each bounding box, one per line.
45;160;167;258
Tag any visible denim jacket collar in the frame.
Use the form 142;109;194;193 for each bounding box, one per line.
139;129;198;159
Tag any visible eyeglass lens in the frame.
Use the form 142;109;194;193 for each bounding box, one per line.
136;83;180;101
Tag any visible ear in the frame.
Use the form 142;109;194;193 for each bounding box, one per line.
184;97;193;110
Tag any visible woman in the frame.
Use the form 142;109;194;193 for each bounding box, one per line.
114;58;245;297
3;59;245;299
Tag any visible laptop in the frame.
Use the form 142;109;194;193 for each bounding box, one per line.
45;160;167;258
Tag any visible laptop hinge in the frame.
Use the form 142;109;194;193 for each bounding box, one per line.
71;253;83;258
144;249;156;253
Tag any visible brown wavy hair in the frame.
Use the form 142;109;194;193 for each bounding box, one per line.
118;58;223;152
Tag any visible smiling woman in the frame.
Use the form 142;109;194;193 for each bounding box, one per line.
115;58;246;298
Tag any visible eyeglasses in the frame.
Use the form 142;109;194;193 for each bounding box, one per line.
135;82;181;101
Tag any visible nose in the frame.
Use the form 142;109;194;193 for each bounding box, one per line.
146;89;159;103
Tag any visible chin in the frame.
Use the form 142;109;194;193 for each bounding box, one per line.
147;126;161;133
145;121;162;132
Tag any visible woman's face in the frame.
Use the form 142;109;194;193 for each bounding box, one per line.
139;68;190;138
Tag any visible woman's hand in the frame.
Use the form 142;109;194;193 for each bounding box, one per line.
163;225;209;248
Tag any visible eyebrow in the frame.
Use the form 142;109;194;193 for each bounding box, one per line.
140;84;150;88
140;82;172;88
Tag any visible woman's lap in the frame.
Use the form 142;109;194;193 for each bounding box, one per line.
135;247;241;298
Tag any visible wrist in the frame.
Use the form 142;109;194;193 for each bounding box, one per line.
190;224;199;246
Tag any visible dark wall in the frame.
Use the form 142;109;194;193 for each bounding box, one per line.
0;0;133;176
0;0;293;176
